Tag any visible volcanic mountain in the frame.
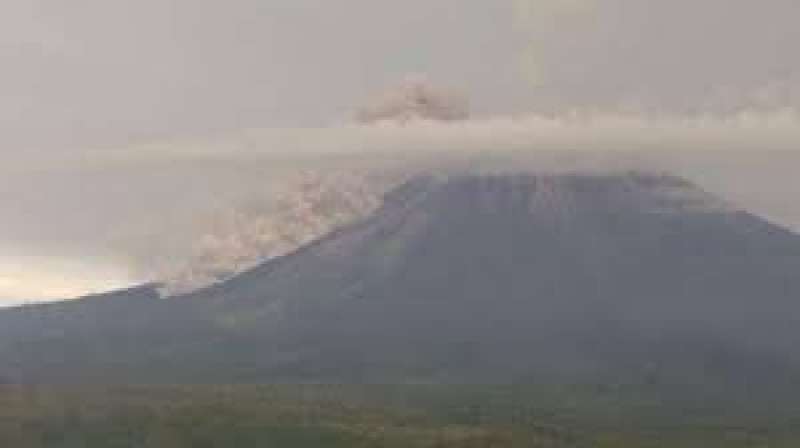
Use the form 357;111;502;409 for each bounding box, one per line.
2;172;800;386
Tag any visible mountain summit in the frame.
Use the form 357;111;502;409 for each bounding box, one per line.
3;172;800;385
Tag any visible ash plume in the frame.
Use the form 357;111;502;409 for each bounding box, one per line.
355;76;470;124
155;171;389;295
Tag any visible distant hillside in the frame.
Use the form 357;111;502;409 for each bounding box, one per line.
2;172;800;388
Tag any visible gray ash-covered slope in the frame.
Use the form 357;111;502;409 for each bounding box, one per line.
183;172;800;383
2;172;800;385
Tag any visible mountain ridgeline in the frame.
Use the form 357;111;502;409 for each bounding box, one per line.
2;172;800;387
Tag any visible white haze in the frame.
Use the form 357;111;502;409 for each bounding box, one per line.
42;110;798;169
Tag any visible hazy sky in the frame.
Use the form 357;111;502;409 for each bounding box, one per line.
2;0;800;302
4;0;799;153
1;0;527;152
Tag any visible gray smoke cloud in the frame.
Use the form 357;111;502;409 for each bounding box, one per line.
138;171;391;295
355;76;470;124
129;78;474;294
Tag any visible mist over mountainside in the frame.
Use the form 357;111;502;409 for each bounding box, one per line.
2;171;800;387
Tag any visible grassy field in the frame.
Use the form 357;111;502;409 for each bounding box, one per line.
1;384;799;447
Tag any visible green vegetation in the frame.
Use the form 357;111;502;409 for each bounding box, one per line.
1;384;799;447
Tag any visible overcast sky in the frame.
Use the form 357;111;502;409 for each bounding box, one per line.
4;0;799;153
1;0;529;153
2;0;800;302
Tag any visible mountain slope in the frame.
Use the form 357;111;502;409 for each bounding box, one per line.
2;172;800;386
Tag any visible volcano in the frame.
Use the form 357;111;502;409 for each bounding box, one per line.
3;172;800;386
